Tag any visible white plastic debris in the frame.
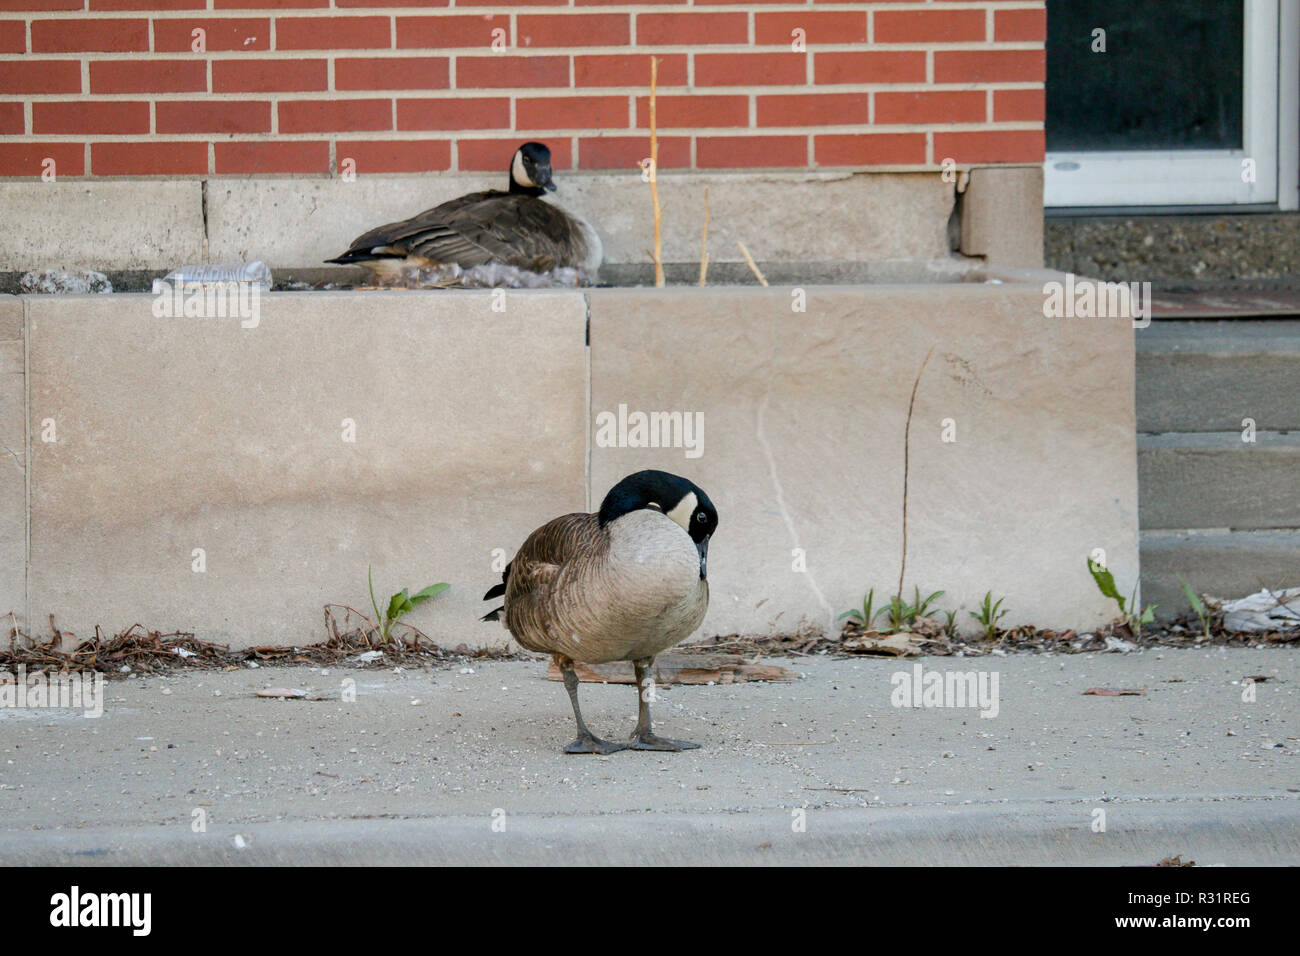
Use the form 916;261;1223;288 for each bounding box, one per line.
356;650;384;663
1104;635;1137;653
233;834;247;850
256;687;308;699
173;647;197;658
156;261;272;292
19;269;112;294
1218;588;1300;632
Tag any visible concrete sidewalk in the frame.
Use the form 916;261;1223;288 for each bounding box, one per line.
1;647;1296;865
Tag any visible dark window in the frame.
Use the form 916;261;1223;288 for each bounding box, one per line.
1046;0;1244;151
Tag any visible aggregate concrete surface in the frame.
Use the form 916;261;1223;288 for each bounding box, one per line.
1;648;1295;865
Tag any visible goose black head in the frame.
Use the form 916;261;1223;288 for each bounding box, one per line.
510;141;556;196
598;470;718;578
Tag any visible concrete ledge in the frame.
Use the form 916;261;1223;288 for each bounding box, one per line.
7;281;1138;646
588;284;1137;636
5;798;1295;866
208;171;960;271
1136;320;1300;432
23;291;588;646
0;182;205;273
1141;529;1300;617
959;166;1045;268
1137;432;1300;530
0;173;961;276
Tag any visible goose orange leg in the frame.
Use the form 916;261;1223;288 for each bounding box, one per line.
629;657;701;751
557;656;626;755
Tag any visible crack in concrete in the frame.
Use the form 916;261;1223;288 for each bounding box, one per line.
756;391;836;635
0;440;21;473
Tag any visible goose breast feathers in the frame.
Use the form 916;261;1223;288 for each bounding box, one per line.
502;510;708;664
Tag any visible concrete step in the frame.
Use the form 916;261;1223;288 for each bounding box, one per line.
1136;319;1300;432
1137;431;1300;530
1140;529;1300;618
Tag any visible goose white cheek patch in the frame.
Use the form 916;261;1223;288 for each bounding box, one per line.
512;151;535;187
665;492;698;532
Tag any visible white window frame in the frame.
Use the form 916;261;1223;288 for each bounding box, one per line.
1045;0;1292;208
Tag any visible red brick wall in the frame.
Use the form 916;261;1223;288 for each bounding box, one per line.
0;1;1045;178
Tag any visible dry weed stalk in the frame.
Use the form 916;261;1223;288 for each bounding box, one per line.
897;345;936;601
737;241;768;286
648;56;664;287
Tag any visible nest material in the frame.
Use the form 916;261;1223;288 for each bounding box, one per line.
2;611;519;678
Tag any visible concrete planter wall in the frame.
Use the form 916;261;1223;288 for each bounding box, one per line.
0;169;1044;281
0;280;1137;649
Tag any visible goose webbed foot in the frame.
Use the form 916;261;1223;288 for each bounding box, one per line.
558;656;625;755
564;733;628;755
627;732;700;752
628;657;701;752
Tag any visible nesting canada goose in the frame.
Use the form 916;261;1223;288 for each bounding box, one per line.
325;141;602;280
483;470;718;754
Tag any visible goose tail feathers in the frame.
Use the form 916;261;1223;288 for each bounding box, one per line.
480;564;511;622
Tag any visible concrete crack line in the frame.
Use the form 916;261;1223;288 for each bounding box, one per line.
756;390;837;634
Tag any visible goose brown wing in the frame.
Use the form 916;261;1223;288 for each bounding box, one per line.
506;513;600;595
337;190;501;260
408;194;584;270
502;512;604;648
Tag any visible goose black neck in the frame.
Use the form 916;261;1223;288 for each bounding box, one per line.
508;178;548;198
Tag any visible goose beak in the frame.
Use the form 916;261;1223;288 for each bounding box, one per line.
537;166;557;191
696;535;710;579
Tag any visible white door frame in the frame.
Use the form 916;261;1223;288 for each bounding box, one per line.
1278;0;1299;210
1045;0;1294;209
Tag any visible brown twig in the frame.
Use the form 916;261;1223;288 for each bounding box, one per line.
323;603;382;647
897;345;936;603
648;56;664;288
736;241;767;286
698;187;711;286
2;615;522;676
766;741;829;746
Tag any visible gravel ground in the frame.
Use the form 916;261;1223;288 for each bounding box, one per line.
1;646;1296;864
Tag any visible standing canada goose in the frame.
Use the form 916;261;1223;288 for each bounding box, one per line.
483;470;718;754
324;141;602;280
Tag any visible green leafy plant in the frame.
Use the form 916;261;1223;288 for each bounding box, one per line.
970;591;1009;641
1087;557;1155;637
838;587;878;627
368;566;449;644
1176;573;1212;640
878;587;945;634
941;609;959;638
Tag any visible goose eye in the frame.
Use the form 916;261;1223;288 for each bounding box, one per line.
696;511;708;523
